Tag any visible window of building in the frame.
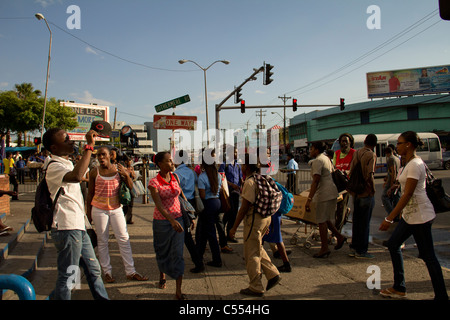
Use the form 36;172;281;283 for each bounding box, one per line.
407;106;419;120
360;111;370;124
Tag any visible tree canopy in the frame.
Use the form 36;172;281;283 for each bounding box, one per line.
0;83;78;143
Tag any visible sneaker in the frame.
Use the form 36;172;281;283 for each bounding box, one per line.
355;252;375;259
240;288;264;297
348;249;356;257
266;275;281;291
277;263;292;273
380;288;407;299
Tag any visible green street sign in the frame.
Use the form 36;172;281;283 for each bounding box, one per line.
155;95;191;113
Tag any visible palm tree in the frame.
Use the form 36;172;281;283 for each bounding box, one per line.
14;83;42;146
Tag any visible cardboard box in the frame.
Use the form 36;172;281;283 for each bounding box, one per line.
285;190;317;224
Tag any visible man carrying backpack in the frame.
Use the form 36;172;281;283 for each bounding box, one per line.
229;154;281;297
43;128;108;300
348;133;377;259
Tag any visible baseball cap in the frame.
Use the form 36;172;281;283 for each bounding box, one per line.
90;120;112;138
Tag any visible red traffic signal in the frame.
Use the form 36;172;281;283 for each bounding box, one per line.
240;100;245;113
293;98;297;112
34;137;41;145
340;98;345;111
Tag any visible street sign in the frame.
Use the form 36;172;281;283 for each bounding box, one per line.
154;95;191;113
153;115;197;130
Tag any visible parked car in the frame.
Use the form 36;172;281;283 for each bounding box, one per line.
442;151;450;170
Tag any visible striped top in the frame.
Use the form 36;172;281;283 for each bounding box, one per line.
91;171;121;210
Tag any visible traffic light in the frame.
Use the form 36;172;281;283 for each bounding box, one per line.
264;63;274;85
34;137;41;145
293;98;297;112
440;0;450;20
340;98;345;111
235;87;242;104
240;100;245;113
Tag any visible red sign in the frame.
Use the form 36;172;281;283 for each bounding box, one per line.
153;115;197;130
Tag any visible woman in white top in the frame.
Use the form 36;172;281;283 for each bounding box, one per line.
379;131;448;300
306;141;347;259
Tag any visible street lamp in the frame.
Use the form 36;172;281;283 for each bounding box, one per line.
35;13;52;150
178;59;229;145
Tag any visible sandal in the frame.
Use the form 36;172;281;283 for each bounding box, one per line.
104;273;115;283
126;272;149;281
380;287;407;299
158;278;166;289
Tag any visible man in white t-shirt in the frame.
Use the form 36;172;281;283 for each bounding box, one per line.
43;128;108;300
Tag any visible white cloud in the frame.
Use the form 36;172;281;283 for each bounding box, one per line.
0;82;9;88
35;0;62;8
70;90;115;106
255;90;265;94
209;90;231;102
178;105;206;116
85;46;99;55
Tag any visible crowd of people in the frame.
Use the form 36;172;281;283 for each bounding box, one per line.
1;127;448;301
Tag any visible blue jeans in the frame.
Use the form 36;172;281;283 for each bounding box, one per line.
387;219;448;300
50;229;109;300
351;196;374;254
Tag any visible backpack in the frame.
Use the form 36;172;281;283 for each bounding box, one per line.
346;150;368;195
31;161;64;233
274;181;294;215
253;173;283;217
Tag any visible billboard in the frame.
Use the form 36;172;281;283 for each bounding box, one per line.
60;101;110;141
367;65;450;98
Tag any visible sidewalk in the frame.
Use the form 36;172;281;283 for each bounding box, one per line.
4;192;450;301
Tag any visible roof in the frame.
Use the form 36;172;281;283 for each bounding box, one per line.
314;94;450;119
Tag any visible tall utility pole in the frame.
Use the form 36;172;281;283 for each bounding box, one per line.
278;95;291;155
256;109;266;149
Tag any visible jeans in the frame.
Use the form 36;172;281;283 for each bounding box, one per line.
351;196;374;254
223;192;240;236
381;184;400;215
50;229;109;300
387;219;448;300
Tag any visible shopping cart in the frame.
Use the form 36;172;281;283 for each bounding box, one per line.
284;190;350;249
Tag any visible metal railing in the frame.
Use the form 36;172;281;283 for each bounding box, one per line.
0;274;36;300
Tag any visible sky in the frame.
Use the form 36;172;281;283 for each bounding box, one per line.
1;0;449;150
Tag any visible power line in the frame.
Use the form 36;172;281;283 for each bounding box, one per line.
0;17;198;73
284;9;440;96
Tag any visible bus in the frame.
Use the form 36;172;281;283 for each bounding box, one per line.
331;132;442;173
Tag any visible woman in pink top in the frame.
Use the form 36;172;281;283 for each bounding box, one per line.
148;151;186;300
87;146;148;283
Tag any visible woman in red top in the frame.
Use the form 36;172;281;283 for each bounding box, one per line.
87;146;148;283
148;151;186;300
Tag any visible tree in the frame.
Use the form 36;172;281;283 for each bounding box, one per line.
0;83;78;146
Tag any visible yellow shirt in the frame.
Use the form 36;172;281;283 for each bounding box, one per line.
2;158;14;174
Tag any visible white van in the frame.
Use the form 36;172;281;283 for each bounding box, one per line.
331;132;442;173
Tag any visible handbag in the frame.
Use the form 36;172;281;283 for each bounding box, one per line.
332;169;349;193
173;173;197;221
131;179;146;197
179;196;196;221
194;185;204;214
424;162;450;213
219;173;231;213
119;181;132;205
